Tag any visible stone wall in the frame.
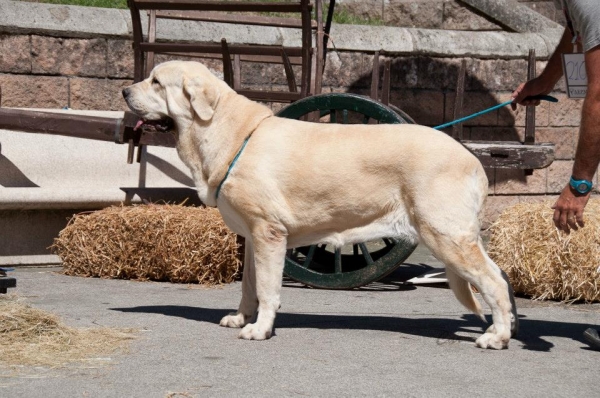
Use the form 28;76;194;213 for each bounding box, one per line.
335;0;565;29
336;0;501;30
0;35;132;110
0;0;595;231
518;0;566;25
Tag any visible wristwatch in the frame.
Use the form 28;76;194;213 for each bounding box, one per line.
569;176;593;194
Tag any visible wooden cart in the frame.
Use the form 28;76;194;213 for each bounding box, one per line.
0;1;555;289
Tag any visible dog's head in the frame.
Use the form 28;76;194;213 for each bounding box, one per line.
122;61;226;132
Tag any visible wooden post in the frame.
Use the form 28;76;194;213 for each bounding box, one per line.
145;10;157;78
370;51;380;101
221;39;234;88
300;0;312;97
524;49;536;145
381;59;391;106
452;60;466;141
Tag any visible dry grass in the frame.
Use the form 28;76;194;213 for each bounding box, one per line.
488;198;600;303
0;295;136;368
51;204;241;285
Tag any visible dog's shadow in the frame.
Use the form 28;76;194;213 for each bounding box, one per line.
111;303;592;352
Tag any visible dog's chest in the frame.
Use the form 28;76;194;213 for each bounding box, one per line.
175;141;213;205
217;199;250;237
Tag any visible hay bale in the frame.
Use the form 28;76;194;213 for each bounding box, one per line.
51;204;241;285
0;295;136;368
488;198;600;303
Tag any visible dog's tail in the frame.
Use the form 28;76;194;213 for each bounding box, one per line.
446;267;485;322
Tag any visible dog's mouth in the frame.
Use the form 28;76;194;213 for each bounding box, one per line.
133;117;175;133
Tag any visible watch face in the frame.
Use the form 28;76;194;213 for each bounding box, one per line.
570;177;592;194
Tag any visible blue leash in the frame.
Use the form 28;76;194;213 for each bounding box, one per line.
433;95;558;130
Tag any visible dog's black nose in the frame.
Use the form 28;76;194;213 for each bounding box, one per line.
122;88;131;100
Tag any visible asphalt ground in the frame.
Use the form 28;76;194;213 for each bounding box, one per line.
1;246;599;397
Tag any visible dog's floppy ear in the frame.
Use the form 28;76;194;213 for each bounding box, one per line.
183;77;220;121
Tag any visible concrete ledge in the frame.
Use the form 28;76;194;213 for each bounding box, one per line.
0;0;130;38
0;0;562;59
0;188;142;210
1;254;59;266
407;29;551;58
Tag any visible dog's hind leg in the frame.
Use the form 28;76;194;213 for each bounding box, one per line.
500;268;519;337
220;240;258;328
238;223;287;340
446;259;519;338
422;234;513;349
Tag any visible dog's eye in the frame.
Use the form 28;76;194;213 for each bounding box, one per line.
152;78;160;86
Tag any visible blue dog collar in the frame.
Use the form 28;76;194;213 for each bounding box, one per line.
215;134;252;200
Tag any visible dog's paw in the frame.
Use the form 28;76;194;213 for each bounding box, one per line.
238;323;272;340
486;317;518;338
219;313;250;328
475;332;509;350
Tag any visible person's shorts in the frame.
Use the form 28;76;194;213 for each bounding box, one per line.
568;0;600;52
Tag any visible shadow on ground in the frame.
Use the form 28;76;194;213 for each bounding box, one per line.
111;304;592;352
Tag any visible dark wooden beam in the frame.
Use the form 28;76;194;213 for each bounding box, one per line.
463;140;554;169
133;1;309;13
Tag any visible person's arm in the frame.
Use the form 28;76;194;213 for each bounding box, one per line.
511;28;574;109
552;45;600;232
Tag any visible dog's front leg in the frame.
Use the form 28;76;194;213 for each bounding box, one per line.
220;240;258;328
238;224;287;340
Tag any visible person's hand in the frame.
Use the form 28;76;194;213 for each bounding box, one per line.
511;77;553;111
551;184;591;233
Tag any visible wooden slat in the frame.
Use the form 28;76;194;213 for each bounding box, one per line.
313;0;324;95
158;51;303;65
280;48;298;93
138;42;304;57
145;9;157;77
128;0;146;82
233;54;241;90
0;108;123;143
463;141;554;169
236;89;302;102
138;129;177;147
155;10;317;29
452;60;466;141
370;51;379;101
323;0;334;61
381;58;391;106
221;39;234;87
300;0;312;97
525;49;536;144
133;1;309;13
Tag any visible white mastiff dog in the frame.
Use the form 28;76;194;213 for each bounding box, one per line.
123;61;518;349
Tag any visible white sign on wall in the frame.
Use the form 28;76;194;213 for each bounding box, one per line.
562;53;587;98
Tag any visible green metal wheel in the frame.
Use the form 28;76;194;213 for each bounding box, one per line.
277;93;418;289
